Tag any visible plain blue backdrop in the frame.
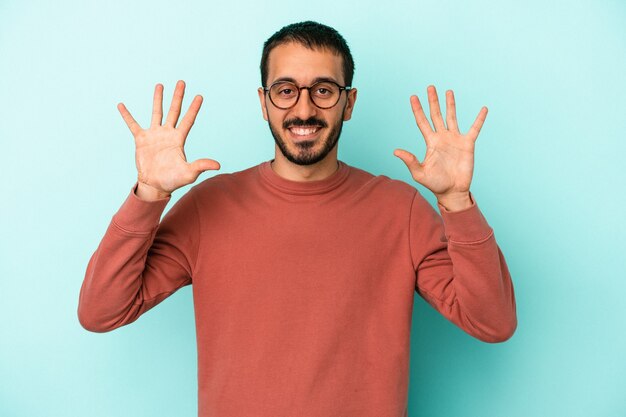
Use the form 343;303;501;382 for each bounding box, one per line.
1;0;624;416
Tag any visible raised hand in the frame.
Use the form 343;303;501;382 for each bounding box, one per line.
394;85;488;210
117;80;220;200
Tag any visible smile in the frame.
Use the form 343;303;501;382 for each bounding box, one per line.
289;126;321;135
288;126;322;139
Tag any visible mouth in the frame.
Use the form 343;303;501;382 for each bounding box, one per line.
287;125;323;140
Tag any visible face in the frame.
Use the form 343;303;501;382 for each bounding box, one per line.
258;42;357;166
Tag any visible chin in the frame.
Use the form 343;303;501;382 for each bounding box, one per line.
285;150;328;166
268;118;342;166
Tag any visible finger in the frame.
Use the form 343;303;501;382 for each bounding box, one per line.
151;83;164;127
190;158;221;174
178;95;204;138
117;102;142;137
427;85;446;132
410;95;434;140
445;90;460;133
467;106;488;141
165;80;186;127
393;149;424;182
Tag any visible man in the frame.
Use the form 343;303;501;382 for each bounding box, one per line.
78;21;516;417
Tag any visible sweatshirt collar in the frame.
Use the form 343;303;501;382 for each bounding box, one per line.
258;160;350;196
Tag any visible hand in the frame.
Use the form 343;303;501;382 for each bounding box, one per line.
394;85;487;203
117;80;220;199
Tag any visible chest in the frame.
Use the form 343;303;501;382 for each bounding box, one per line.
193;198;410;293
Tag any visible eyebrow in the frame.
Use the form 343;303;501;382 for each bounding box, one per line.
271;76;341;85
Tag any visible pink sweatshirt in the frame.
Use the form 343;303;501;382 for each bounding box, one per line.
78;160;516;417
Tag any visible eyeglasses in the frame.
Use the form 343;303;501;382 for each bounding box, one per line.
263;80;352;110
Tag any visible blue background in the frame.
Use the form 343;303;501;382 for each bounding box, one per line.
1;0;625;416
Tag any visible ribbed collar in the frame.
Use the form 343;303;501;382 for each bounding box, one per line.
257;160;351;196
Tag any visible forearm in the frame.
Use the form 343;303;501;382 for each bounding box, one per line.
79;226;168;333
428;232;517;343
77;184;174;332
413;192;517;343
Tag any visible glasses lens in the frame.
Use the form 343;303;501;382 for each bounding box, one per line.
269;82;299;109
310;82;340;108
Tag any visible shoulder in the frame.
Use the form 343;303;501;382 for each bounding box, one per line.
345;163;418;202
191;163;259;192
178;163;262;208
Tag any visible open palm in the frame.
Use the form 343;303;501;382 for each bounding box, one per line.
118;80;220;195
394;85;487;199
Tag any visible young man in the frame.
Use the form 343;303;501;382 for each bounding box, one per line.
79;21;516;417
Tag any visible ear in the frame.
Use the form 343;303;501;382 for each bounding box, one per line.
342;88;357;121
257;87;269;121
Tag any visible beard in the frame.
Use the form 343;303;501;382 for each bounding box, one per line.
267;111;345;166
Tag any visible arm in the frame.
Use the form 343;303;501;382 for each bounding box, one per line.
78;184;199;332
77;80;219;332
410;190;517;342
395;85;516;342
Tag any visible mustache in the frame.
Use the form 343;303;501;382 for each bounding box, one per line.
283;117;327;129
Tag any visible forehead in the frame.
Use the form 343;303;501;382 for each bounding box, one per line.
266;42;344;85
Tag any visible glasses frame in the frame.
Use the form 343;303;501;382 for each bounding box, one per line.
263;80;352;110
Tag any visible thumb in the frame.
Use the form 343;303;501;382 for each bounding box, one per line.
393;149;424;182
190;158;221;174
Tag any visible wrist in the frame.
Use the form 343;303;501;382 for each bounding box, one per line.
436;191;472;212
135;181;171;201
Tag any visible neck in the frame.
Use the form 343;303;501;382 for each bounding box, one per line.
271;147;339;182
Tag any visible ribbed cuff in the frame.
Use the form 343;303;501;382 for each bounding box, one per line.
437;192;493;243
112;182;171;233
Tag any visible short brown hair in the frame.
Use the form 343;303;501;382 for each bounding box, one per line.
260;21;355;87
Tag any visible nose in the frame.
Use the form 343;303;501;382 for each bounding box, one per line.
290;88;318;120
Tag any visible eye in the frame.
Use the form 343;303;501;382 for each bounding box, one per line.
312;82;337;97
272;82;298;98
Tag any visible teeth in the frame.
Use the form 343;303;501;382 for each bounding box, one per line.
290;127;320;136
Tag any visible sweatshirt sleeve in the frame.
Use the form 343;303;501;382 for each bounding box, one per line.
77;183;200;333
410;190;517;343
